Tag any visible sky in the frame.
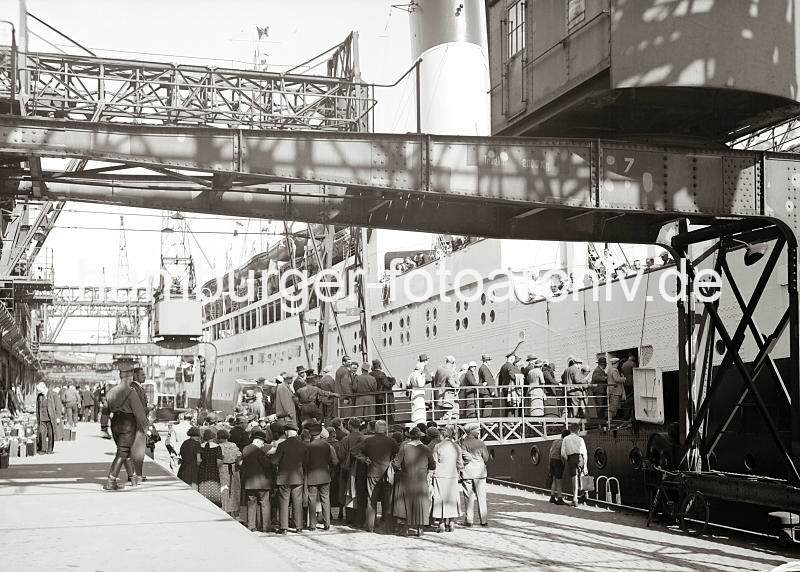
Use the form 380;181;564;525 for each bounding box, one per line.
2;0;416;342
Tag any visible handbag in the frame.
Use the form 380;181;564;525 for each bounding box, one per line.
580;474;595;492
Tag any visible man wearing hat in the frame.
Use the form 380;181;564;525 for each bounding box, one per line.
353;363;377;419
304;422;338;530
591;356;609;421
460;423;490;526
293;365;308;392
353;420;398;532
607;357;626;420
477;354;496;417
275;373;299;426
498;352;521;417
521;354;537;383
418;354;432;384
241;429;275;532
334;356;353;411
274;420;308;533
370;359;393;424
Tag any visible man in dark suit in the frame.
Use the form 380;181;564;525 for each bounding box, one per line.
478;354;496;417
317;366;337;420
35;382;57;454
336;417;365;525
80;385;95;422
370;360;394;424
353;420;398;532
241;429;274;532
273;421;308;533
304;422;338;530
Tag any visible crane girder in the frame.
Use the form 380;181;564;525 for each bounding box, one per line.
0;116;796;244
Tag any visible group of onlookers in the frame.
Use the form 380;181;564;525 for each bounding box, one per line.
170;412;491;536
231;348;639;433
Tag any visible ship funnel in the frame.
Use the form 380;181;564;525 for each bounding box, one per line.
409;0;490;136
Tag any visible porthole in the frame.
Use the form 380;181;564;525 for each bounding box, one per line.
354;331;358;340
383;339;387;347
426;326;430;338
594;447;608;469
389;337;392;346
382;323;387;332
456;301;461;313
715;339;726;355
629;447;643;469
426;309;431;321
481;293;487;305
433;325;438;336
530;445;541;466
464;301;469;311
433;308;438;319
353;344;357;354
462;317;469;329
481;312;486;324
406;332;410;342
744;453;756;473
389;322;393;331
489;310;496;322
406;315;411;327
400;318;404;328
455;320;461;331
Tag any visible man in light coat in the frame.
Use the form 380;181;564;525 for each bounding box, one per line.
460;423;490;526
275;373;298;425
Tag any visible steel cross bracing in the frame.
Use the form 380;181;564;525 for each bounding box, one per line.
0;45;372;131
47;285;150;318
0;34;368;277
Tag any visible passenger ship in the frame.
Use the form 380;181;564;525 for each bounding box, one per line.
187;0;797;532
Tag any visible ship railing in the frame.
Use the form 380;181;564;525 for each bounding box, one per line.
332;383;617;444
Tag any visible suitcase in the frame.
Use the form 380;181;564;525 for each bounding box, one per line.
0;450;8;469
19;441;27;458
9;437;18;457
69;429;76;441
26;440;35;456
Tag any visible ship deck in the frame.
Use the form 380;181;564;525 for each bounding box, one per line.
0;423;796;572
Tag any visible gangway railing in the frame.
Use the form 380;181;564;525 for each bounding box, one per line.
300;383;618;445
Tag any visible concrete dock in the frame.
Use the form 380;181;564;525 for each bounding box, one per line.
0;423;797;572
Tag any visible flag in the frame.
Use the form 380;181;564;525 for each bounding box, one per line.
256;26;269;40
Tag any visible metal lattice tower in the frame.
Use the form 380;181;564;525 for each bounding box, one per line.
112;215;139;343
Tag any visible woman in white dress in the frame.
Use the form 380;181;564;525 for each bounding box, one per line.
406;362;428;425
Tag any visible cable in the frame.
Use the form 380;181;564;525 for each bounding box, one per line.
50;225;287;236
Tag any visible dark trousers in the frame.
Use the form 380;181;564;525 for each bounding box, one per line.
246;489;272;531
82;405;93;421
278;483;304;531
364;476;392;532
100;406;110;431
306;482;331;528
37;420;54;453
63;404;78;427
